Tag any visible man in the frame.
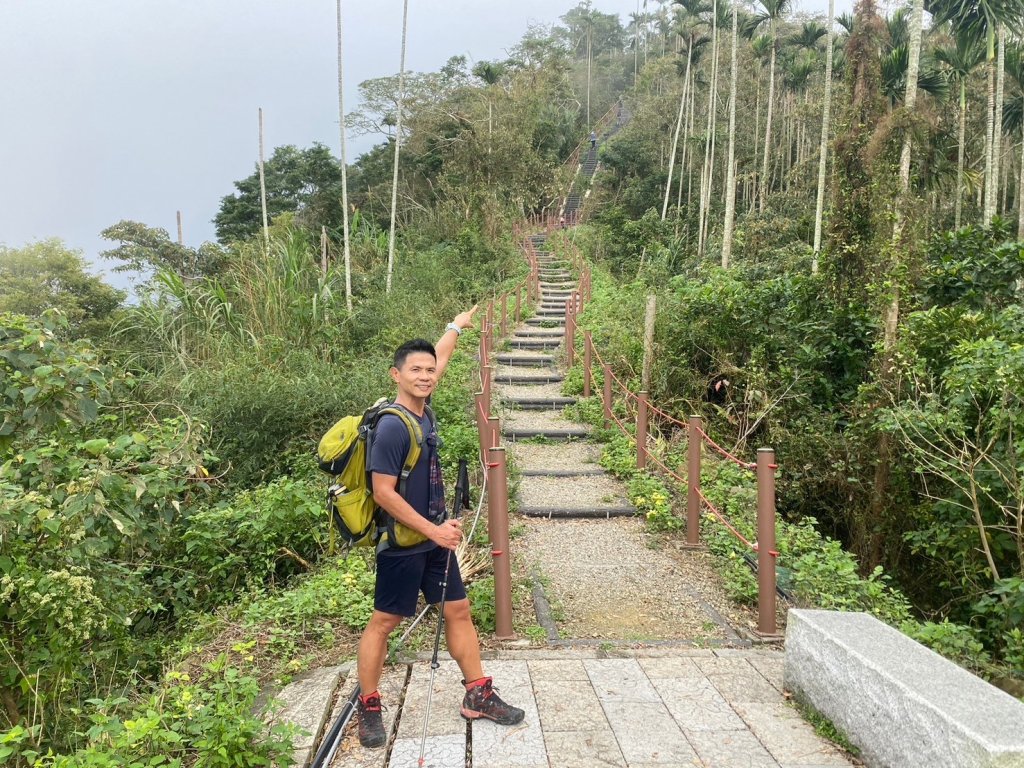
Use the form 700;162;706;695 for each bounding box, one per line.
590;130;597;150
356;305;525;748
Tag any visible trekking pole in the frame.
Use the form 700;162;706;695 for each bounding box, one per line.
417;458;471;767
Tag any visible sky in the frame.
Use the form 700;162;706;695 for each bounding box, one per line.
0;0;847;289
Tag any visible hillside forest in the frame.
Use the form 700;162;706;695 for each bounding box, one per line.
2;0;1024;762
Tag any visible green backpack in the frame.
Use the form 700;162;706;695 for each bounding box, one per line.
317;398;437;551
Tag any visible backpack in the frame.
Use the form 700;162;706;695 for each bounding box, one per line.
317;398;439;551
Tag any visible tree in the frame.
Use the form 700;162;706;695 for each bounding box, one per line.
813;0;837;271
0;240;124;339
935;30;986;227
929;0;1024;223
101;221;226;282
337;0;353;311
721;0;739;267
748;0;793;212
560;2;626;125
214;144;344;243
387;0;411;294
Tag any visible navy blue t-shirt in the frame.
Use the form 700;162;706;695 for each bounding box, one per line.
369;407;441;556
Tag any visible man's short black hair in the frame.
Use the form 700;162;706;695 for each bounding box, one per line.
393;339;437;369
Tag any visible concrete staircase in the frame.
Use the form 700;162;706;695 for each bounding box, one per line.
498;233;636;520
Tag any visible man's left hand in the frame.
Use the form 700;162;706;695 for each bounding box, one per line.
454;305;479;331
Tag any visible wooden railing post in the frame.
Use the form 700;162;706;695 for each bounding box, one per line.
487;447;514;638
603;364;612;428
583;331;593;398
500;293;508;337
637;392;649;469
687;415;702;546
514;285;522;323
756;448;778;636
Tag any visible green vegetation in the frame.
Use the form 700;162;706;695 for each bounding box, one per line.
6;0;1024;758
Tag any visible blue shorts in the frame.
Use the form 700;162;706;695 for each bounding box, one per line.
374;545;467;617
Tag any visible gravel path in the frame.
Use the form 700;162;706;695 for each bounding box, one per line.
495;365;559;379
503;410;590;433
510;441;602;472
518;474;630;509
497;382;570;400
520;517;735;641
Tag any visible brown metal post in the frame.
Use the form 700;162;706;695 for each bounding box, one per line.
583;331;593;398
637;392;649;470
566;300;576;367
564;299;572;362
603;364;612;428
487;301;494;331
756;448;779;636
687;415;702;546
482;365;493;414
501;293;508;337
514;286;522;323
480;323;489;365
487;415;500;450
474;392;487;458
487;447;515;638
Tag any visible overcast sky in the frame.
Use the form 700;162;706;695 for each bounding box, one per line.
0;0;846;288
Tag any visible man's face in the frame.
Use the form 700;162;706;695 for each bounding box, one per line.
391;351;437;400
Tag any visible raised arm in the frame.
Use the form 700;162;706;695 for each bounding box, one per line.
434;304;479;381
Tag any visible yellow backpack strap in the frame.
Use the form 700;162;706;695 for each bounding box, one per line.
378;406;425;498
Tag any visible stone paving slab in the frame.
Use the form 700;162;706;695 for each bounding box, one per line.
274;665;344;768
471;660;547;768
314;648;854;767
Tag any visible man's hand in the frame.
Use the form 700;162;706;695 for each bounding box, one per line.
431;518;463;551
454;305;479;331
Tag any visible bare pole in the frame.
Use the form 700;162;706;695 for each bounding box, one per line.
386;0;411;294
337;0;353;312
176;210;183;245
258;107;270;256
642;295;656;393
812;0;835;272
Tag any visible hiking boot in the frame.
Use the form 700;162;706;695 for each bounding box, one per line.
460;677;525;725
357;692;386;748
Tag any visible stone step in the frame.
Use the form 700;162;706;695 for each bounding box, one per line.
519;506;638;518
520;468;605;476
496;354;554;367
512;330;564;338
506;396;577;410
502;428;591;441
533;311;566;319
524;317;565;327
509;339;561;350
495;373;564;384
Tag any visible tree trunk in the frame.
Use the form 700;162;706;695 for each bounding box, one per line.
386;0;410;293
871;0;924;568
813;0;834;272
1018;127;1024;239
993;25;1006;217
721;3;739;268
759;38;777;213
662;43;692;220
699;2;720;258
983;30;996;223
955;78;966;229
337;0;353;311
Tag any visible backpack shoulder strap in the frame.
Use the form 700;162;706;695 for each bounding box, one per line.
376;406;426;498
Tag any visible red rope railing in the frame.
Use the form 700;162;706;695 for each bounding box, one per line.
693;425;757;471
